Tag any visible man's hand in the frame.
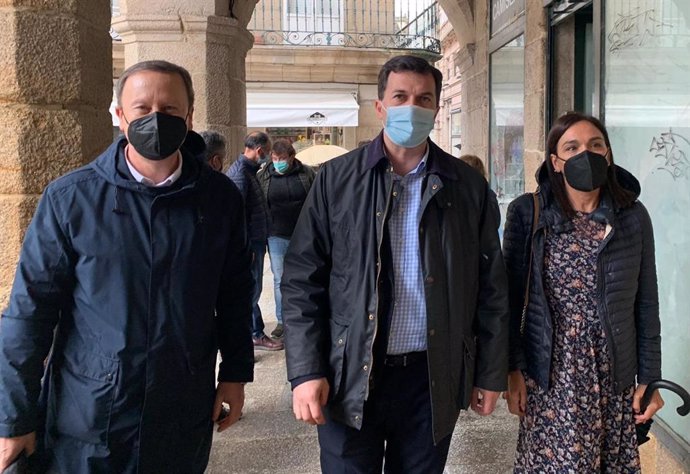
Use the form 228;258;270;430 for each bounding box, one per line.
504;370;527;417
213;382;245;433
470;387;501;416
633;384;664;424
0;432;35;471
292;378;329;425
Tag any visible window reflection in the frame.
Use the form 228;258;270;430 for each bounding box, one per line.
490;35;525;203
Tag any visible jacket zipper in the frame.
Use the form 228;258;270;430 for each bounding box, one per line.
596;226;617;390
366;169;395;398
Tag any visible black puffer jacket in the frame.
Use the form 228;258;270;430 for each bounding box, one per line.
503;164;661;393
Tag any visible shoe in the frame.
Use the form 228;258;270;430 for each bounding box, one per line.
271;323;284;339
253;334;284;351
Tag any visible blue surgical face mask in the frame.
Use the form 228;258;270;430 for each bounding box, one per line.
383;105;436;148
274;160;289;174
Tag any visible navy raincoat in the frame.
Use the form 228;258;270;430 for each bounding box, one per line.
0;137;254;473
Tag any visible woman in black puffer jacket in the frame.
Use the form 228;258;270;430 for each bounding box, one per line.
503;112;664;473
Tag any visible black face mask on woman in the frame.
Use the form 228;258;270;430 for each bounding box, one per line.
556;150;609;192
125;112;188;161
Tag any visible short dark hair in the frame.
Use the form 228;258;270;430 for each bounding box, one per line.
378;55;443;106
116;60;194;109
545;112;635;217
271;139;296;158
244;131;271;150
460;154;487;180
199;130;226;162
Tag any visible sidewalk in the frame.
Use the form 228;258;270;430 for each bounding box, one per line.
207;261;518;473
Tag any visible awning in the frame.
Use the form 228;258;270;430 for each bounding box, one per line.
247;91;359;127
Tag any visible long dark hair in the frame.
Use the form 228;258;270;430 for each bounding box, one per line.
545;112;636;217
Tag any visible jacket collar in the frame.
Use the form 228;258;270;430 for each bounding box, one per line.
238;154;261;172
535;161;640;229
93;136;206;195
363;131;459;180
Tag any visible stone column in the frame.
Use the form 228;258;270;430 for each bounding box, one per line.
112;0;258;157
523;1;548;192
0;1;113;305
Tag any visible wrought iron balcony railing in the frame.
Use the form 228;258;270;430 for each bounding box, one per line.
250;0;441;57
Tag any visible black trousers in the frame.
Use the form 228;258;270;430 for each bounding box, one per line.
317;356;453;474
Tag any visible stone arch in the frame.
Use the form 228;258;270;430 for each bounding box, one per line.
437;0;476;47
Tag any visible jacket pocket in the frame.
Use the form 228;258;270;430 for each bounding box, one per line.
52;351;119;445
328;319;348;400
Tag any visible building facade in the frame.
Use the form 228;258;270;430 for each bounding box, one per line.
245;0;441;153
435;7;464;158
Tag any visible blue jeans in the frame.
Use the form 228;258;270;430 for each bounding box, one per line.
250;240;266;338
267;236;290;324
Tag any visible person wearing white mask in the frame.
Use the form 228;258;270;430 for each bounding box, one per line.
282;55;509;473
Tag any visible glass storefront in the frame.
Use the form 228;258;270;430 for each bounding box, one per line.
603;0;690;442
265;126;342;153
450;110;462;157
489;35;525;205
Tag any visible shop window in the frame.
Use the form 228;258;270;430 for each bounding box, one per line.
450;110;462;157
489;35;525;203
266;127;341;152
603;0;690;443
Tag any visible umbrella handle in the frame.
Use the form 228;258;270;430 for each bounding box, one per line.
641;379;690;416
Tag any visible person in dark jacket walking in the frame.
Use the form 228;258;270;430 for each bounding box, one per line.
282;55;509;473
257;139;315;339
199;130;227;172
0;60;254;473
503;112;664;472
226;132;284;351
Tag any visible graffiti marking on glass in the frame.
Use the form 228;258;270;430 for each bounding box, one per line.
608;8;674;54
492;0;517;21
649;129;690;180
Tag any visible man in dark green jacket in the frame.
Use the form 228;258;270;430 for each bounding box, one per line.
282;55;509;473
0;60;253;473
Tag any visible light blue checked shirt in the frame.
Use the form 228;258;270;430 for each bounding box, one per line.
386;148;429;355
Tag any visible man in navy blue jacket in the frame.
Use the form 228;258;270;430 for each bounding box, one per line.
0;60;254;473
227;132;284;351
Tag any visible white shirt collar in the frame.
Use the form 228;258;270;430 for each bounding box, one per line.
125;149;183;187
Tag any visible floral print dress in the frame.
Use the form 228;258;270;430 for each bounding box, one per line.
514;213;640;473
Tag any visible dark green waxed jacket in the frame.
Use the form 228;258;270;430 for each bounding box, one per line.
282;132;509;443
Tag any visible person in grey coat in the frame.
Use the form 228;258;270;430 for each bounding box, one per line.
0;60;253;473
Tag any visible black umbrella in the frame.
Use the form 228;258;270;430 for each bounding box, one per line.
637;379;690;445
